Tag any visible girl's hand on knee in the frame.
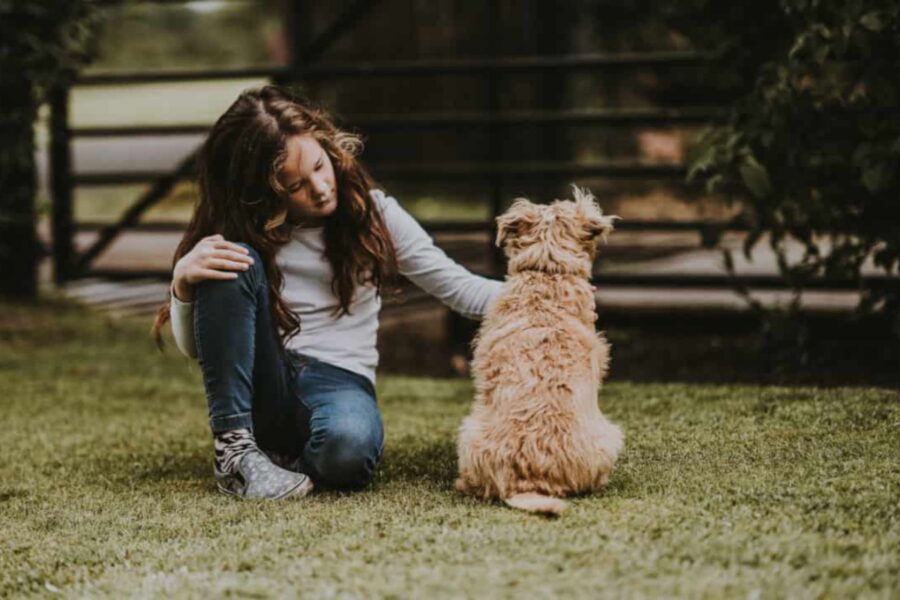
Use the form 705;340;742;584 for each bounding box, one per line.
172;235;255;301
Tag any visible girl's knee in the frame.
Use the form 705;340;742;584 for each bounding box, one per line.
309;419;382;489
196;243;265;296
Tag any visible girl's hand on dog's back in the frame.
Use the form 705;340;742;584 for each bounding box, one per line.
172;235;254;302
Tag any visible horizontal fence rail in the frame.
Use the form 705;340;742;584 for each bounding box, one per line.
79;267;899;293
71;107;727;138
73;161;688;186
74;219;752;234
76;51;717;85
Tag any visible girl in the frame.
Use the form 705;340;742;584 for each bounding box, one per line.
154;85;502;500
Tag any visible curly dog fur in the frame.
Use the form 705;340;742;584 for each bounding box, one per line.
456;186;624;515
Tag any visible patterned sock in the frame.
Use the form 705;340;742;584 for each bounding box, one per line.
214;428;257;474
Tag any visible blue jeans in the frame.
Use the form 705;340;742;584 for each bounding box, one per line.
193;244;384;489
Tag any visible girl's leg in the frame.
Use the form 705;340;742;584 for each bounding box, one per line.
294;358;384;489
193;243;311;498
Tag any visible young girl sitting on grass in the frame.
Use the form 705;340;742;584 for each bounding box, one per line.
153;85;502;500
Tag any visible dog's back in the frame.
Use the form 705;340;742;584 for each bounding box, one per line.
458;272;621;506
473;272;606;400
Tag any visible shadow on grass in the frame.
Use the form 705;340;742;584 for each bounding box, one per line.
127;439;460;496
603;312;900;388
375;434;642;507
0;488;29;503
379;436;458;485
131;451;211;483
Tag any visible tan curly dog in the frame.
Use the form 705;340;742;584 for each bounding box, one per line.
456;186;624;516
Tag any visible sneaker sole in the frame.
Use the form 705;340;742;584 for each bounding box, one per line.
216;474;314;500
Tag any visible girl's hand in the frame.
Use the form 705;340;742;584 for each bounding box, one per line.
171;235;254;302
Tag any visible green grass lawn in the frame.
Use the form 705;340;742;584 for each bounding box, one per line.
1;301;898;598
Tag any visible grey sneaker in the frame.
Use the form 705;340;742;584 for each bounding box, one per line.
215;449;314;500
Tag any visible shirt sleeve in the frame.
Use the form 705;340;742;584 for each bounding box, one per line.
170;292;198;358
372;189;504;319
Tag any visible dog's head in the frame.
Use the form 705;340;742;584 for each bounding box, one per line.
496;185;617;277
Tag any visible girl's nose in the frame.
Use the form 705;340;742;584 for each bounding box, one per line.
311;176;329;198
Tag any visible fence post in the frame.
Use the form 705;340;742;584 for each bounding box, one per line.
0;75;38;298
445;1;507;376
280;1;314;87
487;0;505;277
49;85;74;284
535;0;568;202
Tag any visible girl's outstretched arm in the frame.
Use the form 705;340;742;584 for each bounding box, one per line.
373;190;503;319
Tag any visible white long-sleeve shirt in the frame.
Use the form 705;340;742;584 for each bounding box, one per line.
170;189;503;383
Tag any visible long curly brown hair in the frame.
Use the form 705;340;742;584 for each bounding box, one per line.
152;85;398;345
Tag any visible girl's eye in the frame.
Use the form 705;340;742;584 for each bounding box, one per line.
314;161;323;171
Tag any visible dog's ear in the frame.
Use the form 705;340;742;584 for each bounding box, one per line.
571;184;618;242
572;184;599;216
585;214;619;242
496;198;540;248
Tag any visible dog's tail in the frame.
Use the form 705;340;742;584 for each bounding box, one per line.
503;493;567;516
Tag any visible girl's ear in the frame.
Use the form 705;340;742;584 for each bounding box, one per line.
495;198;539;248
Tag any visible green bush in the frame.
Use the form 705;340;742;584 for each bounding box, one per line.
675;0;900;334
0;0;102;296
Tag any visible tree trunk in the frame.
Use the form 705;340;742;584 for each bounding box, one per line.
0;75;38;299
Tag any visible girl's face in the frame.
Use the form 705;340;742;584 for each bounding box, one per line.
278;134;338;226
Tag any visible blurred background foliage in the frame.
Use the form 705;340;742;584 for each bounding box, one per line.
88;0;283;70
0;0;103;297
672;0;900;343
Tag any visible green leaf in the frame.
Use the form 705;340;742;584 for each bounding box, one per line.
705;174;726;194
687;145;718;182
739;155;772;199
860;11;885;31
862;164;892;193
725;132;744;154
